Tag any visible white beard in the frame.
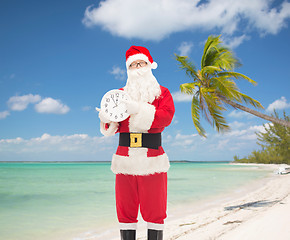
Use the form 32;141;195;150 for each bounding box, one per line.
124;66;161;103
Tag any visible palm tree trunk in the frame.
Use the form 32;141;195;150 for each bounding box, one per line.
218;95;290;128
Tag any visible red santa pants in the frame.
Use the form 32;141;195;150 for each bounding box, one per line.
115;172;167;230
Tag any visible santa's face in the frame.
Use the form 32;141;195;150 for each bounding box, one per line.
125;60;161;103
128;60;148;70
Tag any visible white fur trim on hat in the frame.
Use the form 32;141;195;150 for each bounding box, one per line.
111;152;170;175
126;53;158;69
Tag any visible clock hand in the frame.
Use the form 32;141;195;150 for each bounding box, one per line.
111;96;118;107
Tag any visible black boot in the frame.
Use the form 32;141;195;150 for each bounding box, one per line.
120;230;136;240
148;229;163;240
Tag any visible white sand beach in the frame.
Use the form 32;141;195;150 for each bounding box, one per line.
162;164;290;240
106;164;290;240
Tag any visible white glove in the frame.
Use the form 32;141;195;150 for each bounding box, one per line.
96;107;110;123
122;99;139;115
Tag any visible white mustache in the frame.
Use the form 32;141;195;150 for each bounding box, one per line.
128;66;150;77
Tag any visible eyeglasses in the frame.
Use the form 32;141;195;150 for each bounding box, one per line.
129;61;147;69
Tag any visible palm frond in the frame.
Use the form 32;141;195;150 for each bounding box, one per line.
219;88;264;109
191;96;206;137
213;49;238;70
180;82;200;95
174;54;198;80
200;88;229;132
202;35;240;71
237;92;264;109
218;72;257;85
201;66;222;77
208;105;230;132
200;88;225;111
201;35;222;68
211;77;239;101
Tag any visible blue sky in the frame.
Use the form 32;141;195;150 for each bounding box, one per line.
1;0;290;162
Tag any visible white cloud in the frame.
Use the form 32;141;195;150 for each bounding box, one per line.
216;139;230;149
0;133;117;159
0;111;10;119
82;0;290;41
229;121;246;129
110;66;126;80
170;133;199;148
35;98;70;114
177;41;193;56
223;123;271;141
172;91;192;102
228;110;253;119
82;106;92;111
266;96;290;112
222;34;250;49
162;120;272;160
7;94;41;111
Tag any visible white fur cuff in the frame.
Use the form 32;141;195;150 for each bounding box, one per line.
100;121;119;136
119;222;137;230
129;102;155;132
147;222;164;230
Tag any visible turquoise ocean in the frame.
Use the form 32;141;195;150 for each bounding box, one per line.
0;162;272;240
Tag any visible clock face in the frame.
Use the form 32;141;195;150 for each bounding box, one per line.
100;89;131;122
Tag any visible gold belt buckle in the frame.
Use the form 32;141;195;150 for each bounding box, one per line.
130;133;142;148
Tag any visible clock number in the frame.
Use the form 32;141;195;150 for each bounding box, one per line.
116;93;119;98
106;98;110;102
115;115;118;120
105;109;108;113
120;113;123;118
110;113;112;117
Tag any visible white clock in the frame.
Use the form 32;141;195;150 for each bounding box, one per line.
100;89;131;122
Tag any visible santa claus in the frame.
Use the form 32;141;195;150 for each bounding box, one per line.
98;46;175;240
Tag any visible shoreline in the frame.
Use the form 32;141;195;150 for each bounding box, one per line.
163;164;290;240
106;163;289;240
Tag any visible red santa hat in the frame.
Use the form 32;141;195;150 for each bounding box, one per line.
126;46;158;70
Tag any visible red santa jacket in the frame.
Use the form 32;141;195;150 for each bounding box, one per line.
100;86;175;175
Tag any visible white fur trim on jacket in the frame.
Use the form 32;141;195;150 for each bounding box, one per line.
129;102;155;132
111;151;170;175
100;121;119;136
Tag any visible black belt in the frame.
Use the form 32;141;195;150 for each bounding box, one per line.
119;133;161;150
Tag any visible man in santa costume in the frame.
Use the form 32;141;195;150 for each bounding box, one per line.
98;46;175;240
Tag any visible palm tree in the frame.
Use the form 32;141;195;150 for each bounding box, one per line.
175;35;290;137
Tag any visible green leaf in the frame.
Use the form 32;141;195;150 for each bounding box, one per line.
218;72;257;86
175;54;198;80
180;82;200;95
191;96;206;137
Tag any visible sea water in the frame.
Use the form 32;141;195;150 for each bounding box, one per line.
0;162;271;240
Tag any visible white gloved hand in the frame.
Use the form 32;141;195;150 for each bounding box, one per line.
96;107;110;123
122;99;139;115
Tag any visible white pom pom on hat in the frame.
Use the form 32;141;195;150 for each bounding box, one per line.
126;46;158;69
151;61;158;69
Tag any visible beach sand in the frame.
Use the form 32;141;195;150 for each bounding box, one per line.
162;164;290;240
94;164;290;240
